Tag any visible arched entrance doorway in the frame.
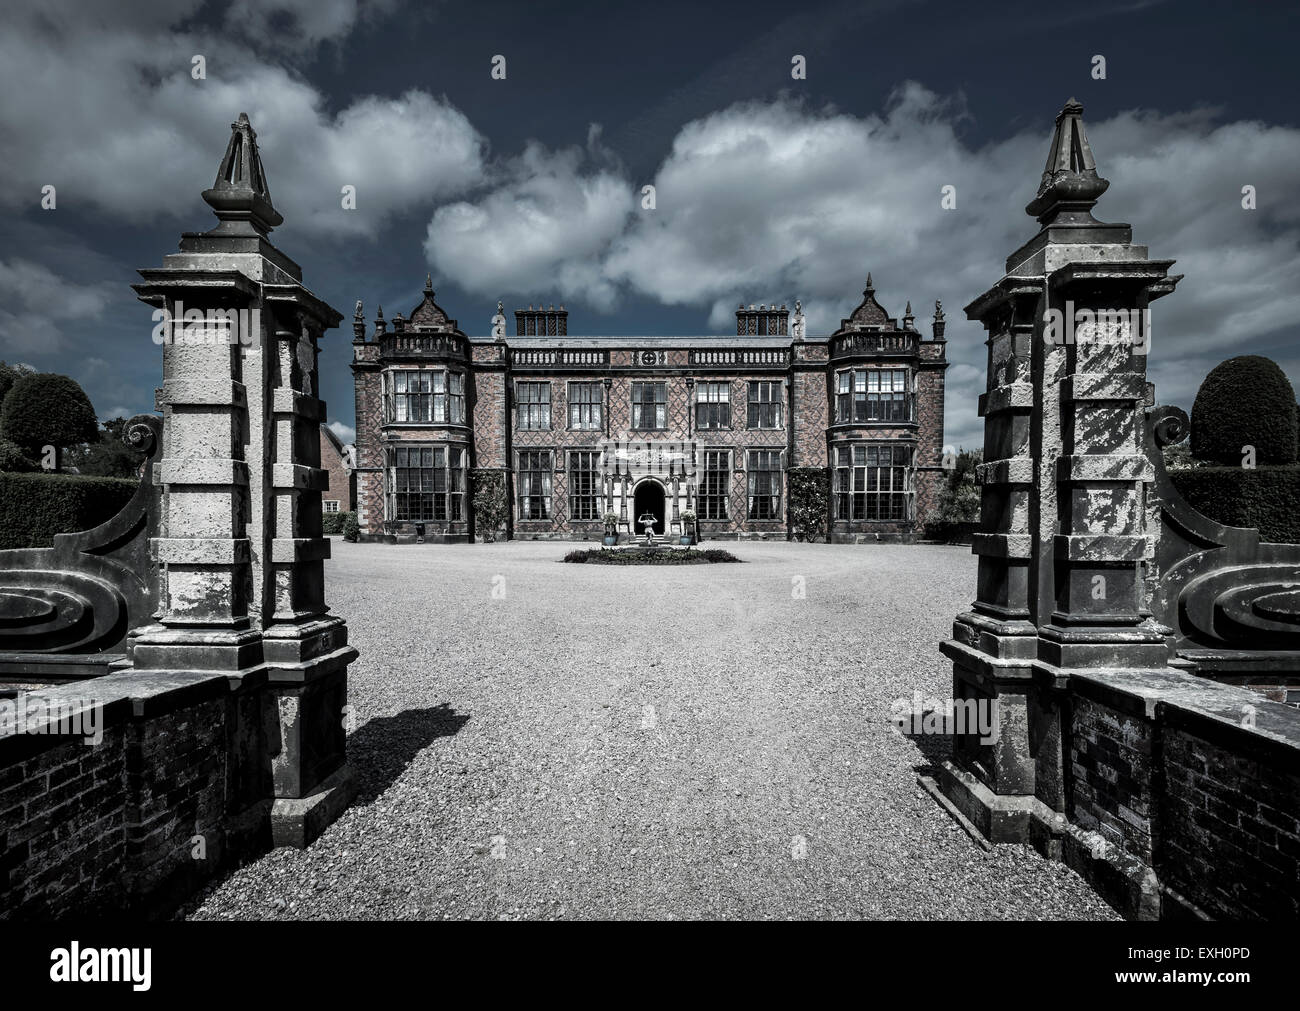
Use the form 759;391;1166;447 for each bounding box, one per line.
632;480;666;535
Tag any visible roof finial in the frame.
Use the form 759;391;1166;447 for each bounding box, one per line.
425;273;433;293
201;112;283;236
864;272;874;294
1026;97;1110;223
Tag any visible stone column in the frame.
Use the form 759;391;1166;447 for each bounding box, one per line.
934;99;1181;845
132;113;356;847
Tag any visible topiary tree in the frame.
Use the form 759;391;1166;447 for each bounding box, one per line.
0;372;100;469
0;438;36;473
1190;356;1298;466
0;361;34;408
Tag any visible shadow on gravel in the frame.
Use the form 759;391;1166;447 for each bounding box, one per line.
901;718;955;778
348;703;470;805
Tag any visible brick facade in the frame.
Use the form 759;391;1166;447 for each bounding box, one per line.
350;276;947;542
319;424;355;512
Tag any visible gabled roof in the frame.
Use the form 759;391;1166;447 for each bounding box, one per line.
409;274;459;332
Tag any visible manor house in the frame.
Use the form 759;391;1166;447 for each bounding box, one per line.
350;273;947;542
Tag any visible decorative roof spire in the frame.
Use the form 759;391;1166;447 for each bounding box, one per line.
1026;98;1110;223
932;299;946;339
201;113;283;236
864;272;874;295
425;273;433;293
903;301;915;328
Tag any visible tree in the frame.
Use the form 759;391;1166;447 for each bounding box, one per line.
926;448;981;539
0;438;36;472
1190;355;1298;466
75;417;148;479
0;361;34;411
0;372;100;469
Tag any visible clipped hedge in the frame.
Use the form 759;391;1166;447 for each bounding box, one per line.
322;509;356;535
1169;466;1300;543
0;472;138;550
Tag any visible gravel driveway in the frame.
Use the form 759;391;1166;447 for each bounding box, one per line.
186;540;1118;920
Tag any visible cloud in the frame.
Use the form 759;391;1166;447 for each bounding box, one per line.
0;259;118;355
327;420;356;444
0;1;485;238
427;83;1300;449
424;137;634;309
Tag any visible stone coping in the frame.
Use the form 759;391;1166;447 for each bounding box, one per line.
0;667;258;765
1069;666;1300;770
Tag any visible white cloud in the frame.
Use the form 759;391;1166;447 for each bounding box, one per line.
0;2;486;239
424;139;634;309
327;420;356;444
429;85;1298;448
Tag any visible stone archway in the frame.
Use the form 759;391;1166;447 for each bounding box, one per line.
632;479;666;535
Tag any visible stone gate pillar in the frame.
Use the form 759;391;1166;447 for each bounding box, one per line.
935;99;1181;844
132;113;357;846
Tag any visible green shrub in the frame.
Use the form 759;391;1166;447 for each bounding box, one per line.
788;467;830;542
0;472;138;549
562;547;741;565
471;469;508;542
0;372;100;465
1191;356;1298;466
1169;466;1300;543
322;509;355;535
925;448;981;541
343;512;360;542
0;438;36;472
74;417;148;478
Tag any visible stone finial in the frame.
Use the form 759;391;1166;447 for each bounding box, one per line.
201;112;284;235
497;299;504;315
864;272;874;294
1026;98;1110;223
934;299;944;321
375;304;386;335
353;300;366;341
932;299;946;339
425;273;433;293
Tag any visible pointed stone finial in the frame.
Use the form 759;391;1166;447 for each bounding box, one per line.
202;112;283;236
1026;98;1110;223
424;273;434;293
864;272;874;294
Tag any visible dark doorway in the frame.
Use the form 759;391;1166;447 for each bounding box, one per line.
632;481;666;535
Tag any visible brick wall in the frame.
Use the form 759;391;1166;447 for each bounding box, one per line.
0;671;272;919
1063;670;1300;919
319;427;352;511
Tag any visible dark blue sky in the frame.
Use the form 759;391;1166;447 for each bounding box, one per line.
2;0;1297;449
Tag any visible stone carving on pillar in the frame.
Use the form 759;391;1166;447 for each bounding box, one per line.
934;97;1183;843
131;112;356;847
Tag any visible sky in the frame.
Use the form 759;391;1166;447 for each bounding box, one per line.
0;0;1297;452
